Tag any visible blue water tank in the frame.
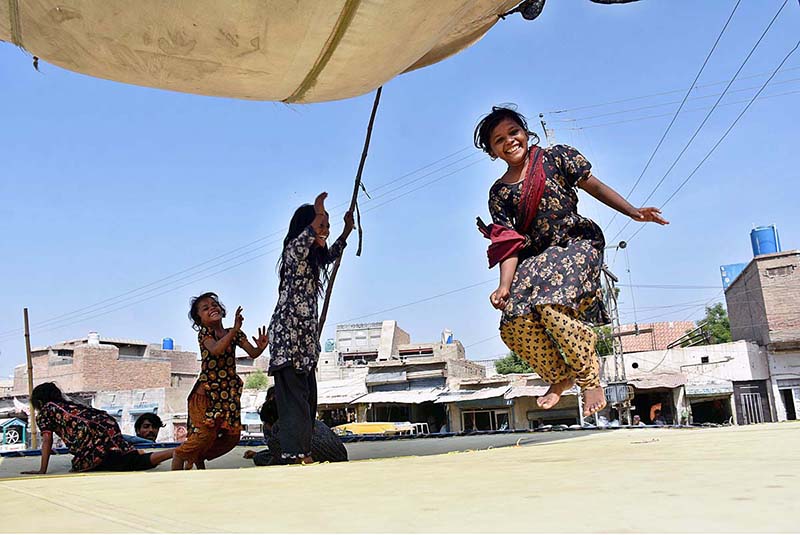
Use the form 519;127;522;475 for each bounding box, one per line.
161;337;174;350
750;225;781;257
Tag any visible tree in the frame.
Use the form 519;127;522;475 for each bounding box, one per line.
494;352;533;374
697;302;732;344
244;370;269;389
594;325;614;356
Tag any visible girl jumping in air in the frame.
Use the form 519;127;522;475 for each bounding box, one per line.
475;106;668;417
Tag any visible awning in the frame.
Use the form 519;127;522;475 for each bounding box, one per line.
317;378;368;406
129;404;159;415
504;385;579;399
686;382;734;397
356;388;443;404
627;372;687;390
435;386;510;404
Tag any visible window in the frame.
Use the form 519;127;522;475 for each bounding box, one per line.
461;410;510;432
701;356;710;364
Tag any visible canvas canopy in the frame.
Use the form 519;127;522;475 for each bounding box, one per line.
1;0;519;102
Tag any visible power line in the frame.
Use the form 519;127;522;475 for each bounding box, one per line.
610;0;792;245
544;65;800;116
559;75;800;124
623;33;800;245
0;147;482;340
567;87;800;131
604;0;742;231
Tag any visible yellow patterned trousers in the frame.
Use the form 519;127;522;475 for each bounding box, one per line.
500;304;600;389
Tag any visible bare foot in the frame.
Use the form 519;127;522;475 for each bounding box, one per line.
171;453;187;471
582;386;607;417
537;377;575;409
300;456;314;465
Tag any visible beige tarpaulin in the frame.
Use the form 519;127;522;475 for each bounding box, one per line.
0;0;519;102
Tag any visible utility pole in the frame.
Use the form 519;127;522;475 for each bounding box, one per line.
23;308;37;449
601;242;634;425
539;113;555;147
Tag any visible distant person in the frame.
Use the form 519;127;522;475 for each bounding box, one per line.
135;412;164;441
21;382;173;474
473;106;668;419
653;409;667;427
123;412;165;446
242;388;347;465
267;193;354;464
632;415;645;426
172;292;269;471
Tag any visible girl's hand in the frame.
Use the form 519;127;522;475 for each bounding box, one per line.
343;210;355;233
632;207;669;225
490;287;510;310
243;450;257;459
233;306;244;332
314;192;328;214
252;326;269;350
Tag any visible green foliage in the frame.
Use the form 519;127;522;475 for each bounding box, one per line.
594;325;614;356
244;369;269;389
494;352;533;374
698;302;732;344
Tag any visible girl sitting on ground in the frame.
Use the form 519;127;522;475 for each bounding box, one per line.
21;382;174;474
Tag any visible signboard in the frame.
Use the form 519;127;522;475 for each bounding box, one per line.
685;382;734;396
720;263;747;289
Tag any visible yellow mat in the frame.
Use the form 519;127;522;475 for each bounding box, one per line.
1;423;798;533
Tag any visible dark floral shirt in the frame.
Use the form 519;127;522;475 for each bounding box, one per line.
36;400;134;472
488;144;609;325
268;225;346;374
195;326;245;430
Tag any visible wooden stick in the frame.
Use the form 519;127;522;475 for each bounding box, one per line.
23;308;37;449
318;87;383;337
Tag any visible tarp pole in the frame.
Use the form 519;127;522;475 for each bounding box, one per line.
23;308;37;449
318;86;382;337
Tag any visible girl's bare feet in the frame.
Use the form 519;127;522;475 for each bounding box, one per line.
583;386;607;417
171;453;187;471
537;377;575;409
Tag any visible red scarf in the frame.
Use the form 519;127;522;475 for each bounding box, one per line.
479;146;546;268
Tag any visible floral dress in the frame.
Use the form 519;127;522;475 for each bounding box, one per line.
36;400;134;472
268;225;346;374
488;144;609;326
192;326;246;432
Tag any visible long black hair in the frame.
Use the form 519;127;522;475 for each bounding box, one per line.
277;204;330;296
473;105;537;157
31;382;66;410
188;292;226;331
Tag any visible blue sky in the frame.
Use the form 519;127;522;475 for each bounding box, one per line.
2;1;799;377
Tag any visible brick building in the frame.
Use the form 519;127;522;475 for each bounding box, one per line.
725;249;800;421
6;332;268;441
616;321;696;353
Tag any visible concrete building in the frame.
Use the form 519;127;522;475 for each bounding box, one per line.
439;374;580;433
316;321;485;428
614;341;771;425
725;249;800;422
5;332;268;441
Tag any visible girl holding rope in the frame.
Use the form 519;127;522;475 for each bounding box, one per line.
268;193;354;463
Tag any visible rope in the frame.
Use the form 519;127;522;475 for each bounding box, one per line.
318;86;383;337
7;0;23;47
